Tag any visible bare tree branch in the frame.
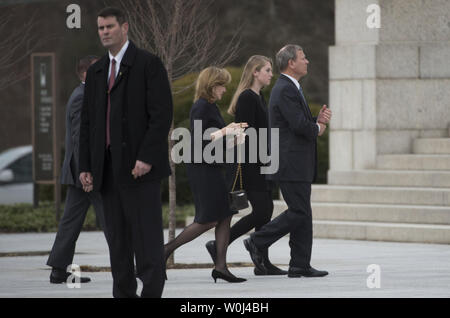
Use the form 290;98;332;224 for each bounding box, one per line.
120;0;241;84
0;8;49;90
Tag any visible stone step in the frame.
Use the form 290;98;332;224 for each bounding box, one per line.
328;170;450;188
312;220;450;244
273;200;450;224
310;185;450;206
313;202;450;224
413;138;450;154
186;212;450;244
377;154;450;170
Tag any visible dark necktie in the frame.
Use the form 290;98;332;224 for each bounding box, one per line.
106;59;116;148
298;84;312;118
298;84;307;106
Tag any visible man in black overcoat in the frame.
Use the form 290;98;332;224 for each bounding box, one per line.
79;7;173;298
244;44;332;278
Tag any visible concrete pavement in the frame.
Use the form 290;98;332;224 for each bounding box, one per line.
0;230;449;298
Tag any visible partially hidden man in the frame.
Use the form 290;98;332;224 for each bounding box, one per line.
47;55;105;285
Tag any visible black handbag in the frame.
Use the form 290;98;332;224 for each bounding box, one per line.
229;163;249;211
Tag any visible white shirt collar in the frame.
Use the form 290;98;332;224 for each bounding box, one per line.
281;73;300;90
109;39;129;66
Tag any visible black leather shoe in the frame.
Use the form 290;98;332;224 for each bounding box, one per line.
288;266;328;278
205;240;217;264
50;268;91;284
254;265;288;276
243;238;266;274
255;249;288;276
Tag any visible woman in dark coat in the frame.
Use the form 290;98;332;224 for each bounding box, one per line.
164;66;248;283
206;56;287;276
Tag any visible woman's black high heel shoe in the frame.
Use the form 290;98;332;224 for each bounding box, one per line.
211;269;246;283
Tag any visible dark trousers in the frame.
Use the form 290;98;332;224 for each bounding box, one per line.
47;185;105;270
251;182;312;268
101;152;165;298
229;190;273;244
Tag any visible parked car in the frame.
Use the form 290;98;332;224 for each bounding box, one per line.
0;145;33;204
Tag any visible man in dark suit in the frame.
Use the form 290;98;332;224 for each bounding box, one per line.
47;55;105;284
79;7;173;298
244;44;332;278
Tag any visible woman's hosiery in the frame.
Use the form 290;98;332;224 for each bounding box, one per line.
164;221;216;260
229;191;273;245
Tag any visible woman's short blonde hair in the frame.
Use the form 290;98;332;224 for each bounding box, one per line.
195;66;232;103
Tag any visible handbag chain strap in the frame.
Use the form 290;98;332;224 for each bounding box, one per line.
231;163;243;192
231;132;245;192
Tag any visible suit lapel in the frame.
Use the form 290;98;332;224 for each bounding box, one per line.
112;64;128;90
110;62;129;92
280;75;313;120
110;41;137;92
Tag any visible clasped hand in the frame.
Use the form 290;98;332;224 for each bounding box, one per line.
131;160;152;179
79;172;93;193
79;159;152;192
317;105;332;124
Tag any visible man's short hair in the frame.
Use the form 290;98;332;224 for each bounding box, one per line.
276;44;303;72
97;7;127;25
76;55;99;80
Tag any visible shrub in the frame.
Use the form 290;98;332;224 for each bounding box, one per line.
0;202;195;233
0;202;98;233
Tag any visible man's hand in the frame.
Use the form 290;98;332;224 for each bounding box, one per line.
317;105;332;125
79;172;93;192
132;160;152;179
318;123;327;136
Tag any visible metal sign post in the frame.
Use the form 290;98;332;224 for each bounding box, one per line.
31;53;61;220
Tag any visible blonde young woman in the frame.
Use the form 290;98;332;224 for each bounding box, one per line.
164;66;248;283
205;56;287;276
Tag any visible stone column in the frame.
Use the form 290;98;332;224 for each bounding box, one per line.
329;0;450;171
